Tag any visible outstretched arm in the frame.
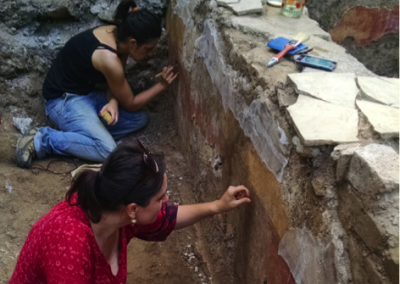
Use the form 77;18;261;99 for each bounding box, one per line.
94;50;178;112
174;185;251;230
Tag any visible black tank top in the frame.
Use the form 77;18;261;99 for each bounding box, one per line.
42;27;117;100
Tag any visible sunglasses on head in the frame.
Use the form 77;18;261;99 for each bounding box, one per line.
138;140;159;173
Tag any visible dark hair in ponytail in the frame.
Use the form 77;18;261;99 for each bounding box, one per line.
113;0;162;46
66;141;165;223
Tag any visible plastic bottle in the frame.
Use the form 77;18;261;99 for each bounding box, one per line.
281;0;305;18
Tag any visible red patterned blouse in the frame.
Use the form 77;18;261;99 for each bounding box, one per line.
9;197;178;284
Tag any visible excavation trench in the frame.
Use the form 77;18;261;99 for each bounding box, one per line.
1;1;399;283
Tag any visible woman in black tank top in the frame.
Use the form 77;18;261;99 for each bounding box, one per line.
15;0;179;169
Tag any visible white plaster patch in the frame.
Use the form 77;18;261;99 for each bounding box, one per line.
278;124;289;145
5;182;13;193
278;227;337;284
197;20;288;181
173;0;197;71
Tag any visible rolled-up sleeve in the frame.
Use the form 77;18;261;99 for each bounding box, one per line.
125;203;178;242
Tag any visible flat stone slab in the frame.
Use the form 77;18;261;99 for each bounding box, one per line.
287;95;359;146
288;72;358;109
356;100;399;139
348;143;399;195
357;76;399;108
218;0;263;15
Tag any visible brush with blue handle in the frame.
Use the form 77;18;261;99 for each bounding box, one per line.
268;32;310;67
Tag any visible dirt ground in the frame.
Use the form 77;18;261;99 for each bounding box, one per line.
0;65;213;283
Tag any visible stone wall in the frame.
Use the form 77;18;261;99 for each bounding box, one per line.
306;0;399;77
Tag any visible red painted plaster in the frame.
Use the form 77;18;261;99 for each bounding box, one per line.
330;6;399;45
265;218;296;284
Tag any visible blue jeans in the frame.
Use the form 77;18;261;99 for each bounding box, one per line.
34;92;147;162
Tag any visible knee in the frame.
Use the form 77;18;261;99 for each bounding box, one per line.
136;112;148;130
96;139;117;161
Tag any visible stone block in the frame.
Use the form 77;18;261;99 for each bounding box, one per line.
357;76;399;108
287;95;359;146
338;185;387;252
331;143;362;182
348;144;399;195
356;100;399;139
217;0;263;16
292;136;320;157
288;72;358;109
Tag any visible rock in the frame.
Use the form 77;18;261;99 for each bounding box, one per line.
13;117;33;134
356;100;399;139
357;76;399;108
287;95;359;146
136;0;168;15
311;177;325;196
277;88;297;107
331;143;361;182
288;72;358;109
96;0;169;18
90;4;101;15
292;136;320;157
217;0;263;16
348;144;399;195
97;0;119;22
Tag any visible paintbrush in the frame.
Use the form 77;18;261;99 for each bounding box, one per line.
268;32;310;67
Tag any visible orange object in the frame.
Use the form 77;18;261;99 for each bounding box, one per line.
132;7;139;12
100;111;112;124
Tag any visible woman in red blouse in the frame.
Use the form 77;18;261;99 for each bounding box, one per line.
9;141;251;283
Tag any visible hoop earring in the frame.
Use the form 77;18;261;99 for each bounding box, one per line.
131;219;137;224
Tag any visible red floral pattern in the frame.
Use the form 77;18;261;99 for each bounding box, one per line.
9;196;177;283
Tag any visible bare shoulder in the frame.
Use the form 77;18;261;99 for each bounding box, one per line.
92;49;123;76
